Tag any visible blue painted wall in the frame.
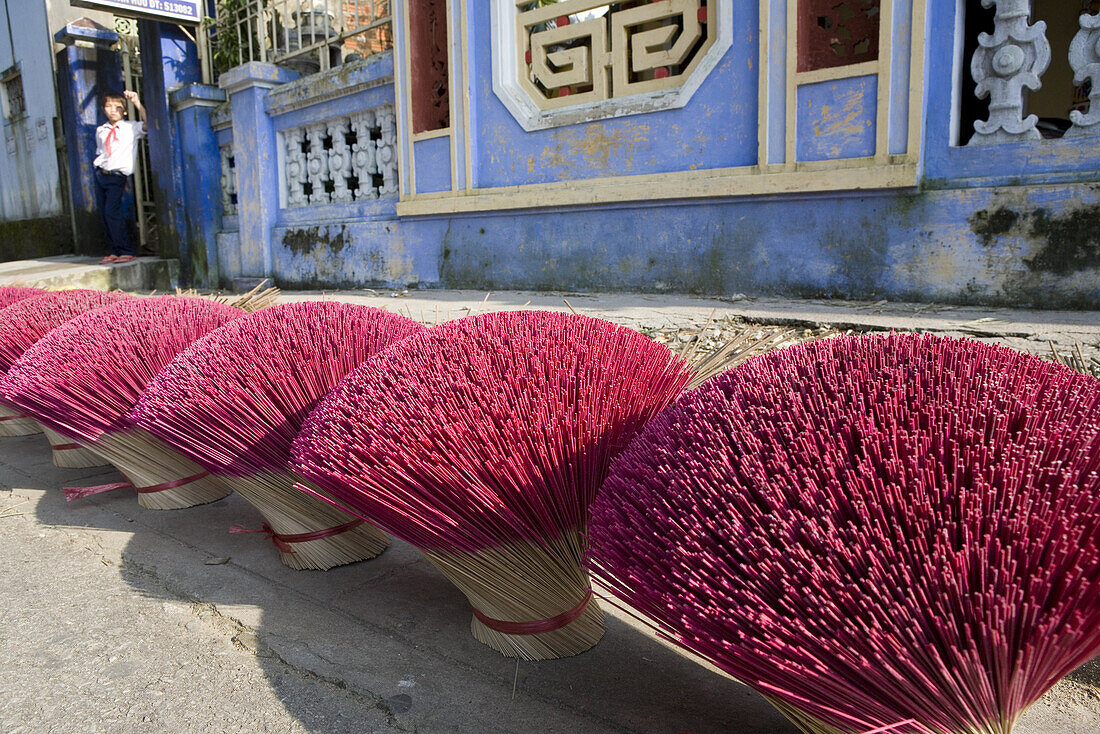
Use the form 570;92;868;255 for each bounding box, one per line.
192;1;1100;307
462;2;758;188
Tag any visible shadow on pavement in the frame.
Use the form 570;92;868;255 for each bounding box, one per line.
7;432;797;734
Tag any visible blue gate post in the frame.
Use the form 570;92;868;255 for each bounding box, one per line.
219;62;298;285
137;20;201;281
53;20;123;255
170;84;226;288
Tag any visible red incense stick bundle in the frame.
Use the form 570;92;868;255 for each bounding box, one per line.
0;296;243;509
292;310;694;659
0;289;131;462
131;301;425;570
586;333;1100;734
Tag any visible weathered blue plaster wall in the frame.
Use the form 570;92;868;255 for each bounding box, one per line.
171;84;227;287
433;182;1100;308
272;218;442;289
256;55;438;289
462;1;758;188
796;76;877;162
0;0;64;226
413;136;452;193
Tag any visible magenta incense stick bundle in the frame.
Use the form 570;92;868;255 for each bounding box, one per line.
0;289;131;461
586;333;1100;734
0;296;243;509
0;286;44;309
0;286;48;436
131;301;425;570
293;310;694;659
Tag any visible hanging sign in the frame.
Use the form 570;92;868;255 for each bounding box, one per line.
69;0;203;25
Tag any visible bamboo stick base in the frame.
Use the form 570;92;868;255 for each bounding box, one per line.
230;472;389;570
428;532;606;660
92;429;231;510
0;403;42;437
42;426;109;468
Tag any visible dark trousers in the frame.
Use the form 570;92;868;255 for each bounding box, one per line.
93;168;135;257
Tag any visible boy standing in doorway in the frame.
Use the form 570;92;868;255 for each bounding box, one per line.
93;90;146;264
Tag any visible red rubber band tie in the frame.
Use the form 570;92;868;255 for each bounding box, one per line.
0;414;28;422
134;470;210;494
230;518;364;553
472;588;593;635
52;443;83;451
64;471;210;502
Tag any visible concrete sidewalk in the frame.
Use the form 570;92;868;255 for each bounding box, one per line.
273;288;1100;370
1;435;1098;734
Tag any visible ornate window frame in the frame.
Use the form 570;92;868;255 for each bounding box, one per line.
491;0;734;131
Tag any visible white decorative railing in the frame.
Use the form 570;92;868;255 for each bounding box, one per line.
220;143;238;216
1068;12;1100;137
969;2;1100;144
282;105;397;208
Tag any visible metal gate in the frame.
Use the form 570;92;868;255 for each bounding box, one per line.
114;17;159;256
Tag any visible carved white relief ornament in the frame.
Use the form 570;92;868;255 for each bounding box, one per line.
1068;11;1100;137
969;0;1051;145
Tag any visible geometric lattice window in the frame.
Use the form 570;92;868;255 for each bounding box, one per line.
516;0;717;110
797;0;880;73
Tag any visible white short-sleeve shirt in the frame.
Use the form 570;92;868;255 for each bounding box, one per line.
93;120;147;176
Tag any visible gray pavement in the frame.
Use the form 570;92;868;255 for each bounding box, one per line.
0;283;1098;733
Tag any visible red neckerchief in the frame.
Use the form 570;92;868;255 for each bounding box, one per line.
104;123;120;157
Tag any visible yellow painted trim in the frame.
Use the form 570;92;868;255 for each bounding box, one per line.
399;0;415;196
447;0;457;191
875;0;893;163
757;0;769;167
793;60;881;86
784;0;797;168
461;0;472;191
412;128;452;142
907;0;927;163
395;163;919;216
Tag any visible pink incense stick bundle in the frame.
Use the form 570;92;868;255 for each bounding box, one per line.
293;310;694;659
0;286;44;309
0;286;48;436
0;296;243;509
0;289;131;462
131;301;425;570
586;333;1100;734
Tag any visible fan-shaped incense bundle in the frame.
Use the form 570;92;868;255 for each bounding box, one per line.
131;301;425;570
586;333;1100;734
1;296;243;509
0;287;48;436
0;289;131;462
293;310;694;659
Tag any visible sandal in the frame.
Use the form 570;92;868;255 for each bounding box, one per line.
98;255;119;264
113;255;137;264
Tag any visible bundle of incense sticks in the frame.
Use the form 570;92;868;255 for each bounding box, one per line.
0;286;48;436
0;296;243;509
293;310;694;659
0;286;44;309
131;301;425;570
586;333;1100;734
0;289;131;462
